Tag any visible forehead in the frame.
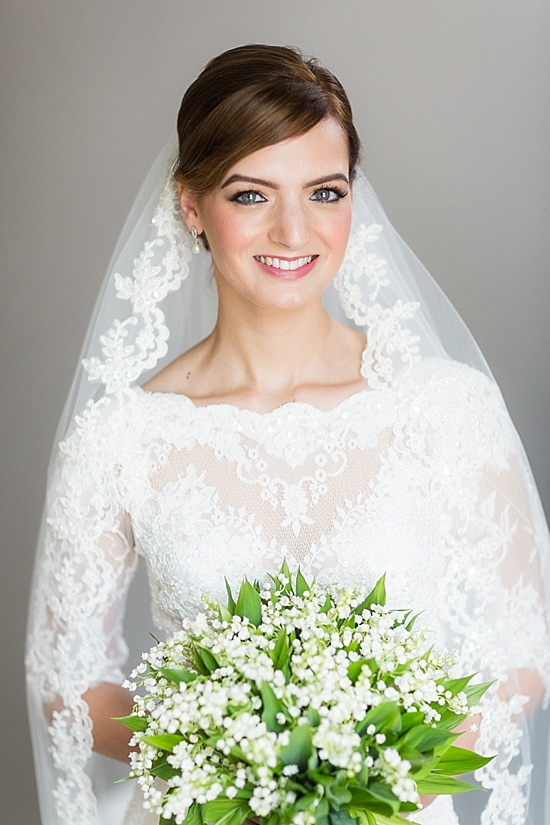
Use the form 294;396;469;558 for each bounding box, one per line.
223;119;349;186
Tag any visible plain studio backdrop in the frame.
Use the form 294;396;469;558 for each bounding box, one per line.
1;2;549;823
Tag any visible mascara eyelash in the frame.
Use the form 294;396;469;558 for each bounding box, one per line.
229;189;264;203
313;186;348;201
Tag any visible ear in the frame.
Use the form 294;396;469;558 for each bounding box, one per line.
177;183;204;235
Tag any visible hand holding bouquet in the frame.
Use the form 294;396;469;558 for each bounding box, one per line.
120;564;492;825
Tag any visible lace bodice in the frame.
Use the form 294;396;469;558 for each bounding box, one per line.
27;357;550;825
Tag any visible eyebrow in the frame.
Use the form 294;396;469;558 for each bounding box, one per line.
220;172;349;190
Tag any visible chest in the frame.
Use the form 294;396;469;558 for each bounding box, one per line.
124;392;448;630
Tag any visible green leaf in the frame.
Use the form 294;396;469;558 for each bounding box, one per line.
182;803;203;825
436;708;468;732
438;675;475;697
320;594;332;614
329;808;355;825
308;750;319;771
217;602;233;623
274;630;290;671
192;646;210;676
199;646;219;673
348;787;393;816
158;666;198;683
356;702;399;736
344;811;370;825
366;781;399;813
279;724;313;773
316;797;330;824
160;817;177;825
201;798;244;819
225;578;236;614
235;579;263;626
434;745;494;776
295;793;319;812
295;568;311;597
310;771;336;788
279;557;292;585
261;680;286;732
405;612;422;632
113;714;148;732
307;706;321;728
368;815;414;825
221;803;251;825
329;786;352;806
202;800;251;825
399;712;425;734
463;681;494;708
140;734;183;752
396;746;429;770
415;775;480;795
411;755;440;781
403;726;459;753
151;760;178;781
353;575;387;615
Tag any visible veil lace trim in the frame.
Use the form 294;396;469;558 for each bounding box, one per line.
327;221;421;389
82;180;191;396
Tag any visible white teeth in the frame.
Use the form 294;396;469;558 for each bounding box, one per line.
256;255;314;269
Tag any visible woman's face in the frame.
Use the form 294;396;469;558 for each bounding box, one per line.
179;118;353;311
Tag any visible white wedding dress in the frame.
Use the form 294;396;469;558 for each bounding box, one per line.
27;352;549;825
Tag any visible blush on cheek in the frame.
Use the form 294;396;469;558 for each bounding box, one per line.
326;213;353;261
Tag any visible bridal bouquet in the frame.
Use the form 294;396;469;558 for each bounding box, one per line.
120;563;492;825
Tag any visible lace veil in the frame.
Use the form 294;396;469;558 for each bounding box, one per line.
26;140;550;824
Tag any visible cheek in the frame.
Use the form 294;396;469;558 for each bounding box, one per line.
203;209;258;261
320;209;352;259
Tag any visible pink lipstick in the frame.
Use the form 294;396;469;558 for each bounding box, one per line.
254;254;318;280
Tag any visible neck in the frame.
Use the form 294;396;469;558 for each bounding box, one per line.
208;292;337;399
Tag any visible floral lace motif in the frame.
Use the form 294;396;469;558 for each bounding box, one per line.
334;223;421;389
82;180;190;396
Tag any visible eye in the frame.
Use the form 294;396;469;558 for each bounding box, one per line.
230;189;266;205
311;186;348;203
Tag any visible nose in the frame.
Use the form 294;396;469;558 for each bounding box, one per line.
268;199;310;250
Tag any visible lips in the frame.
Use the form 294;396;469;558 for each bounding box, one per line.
254;254;318;280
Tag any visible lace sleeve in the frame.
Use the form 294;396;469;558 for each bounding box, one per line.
26;399;138;825
411;361;550;824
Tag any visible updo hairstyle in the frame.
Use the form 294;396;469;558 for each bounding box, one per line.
173;44;361;197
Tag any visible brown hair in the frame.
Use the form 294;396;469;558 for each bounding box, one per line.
173;44;361;196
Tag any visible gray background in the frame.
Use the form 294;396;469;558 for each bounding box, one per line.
1;2;549;822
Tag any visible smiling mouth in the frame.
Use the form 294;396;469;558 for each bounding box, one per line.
254;255;317;271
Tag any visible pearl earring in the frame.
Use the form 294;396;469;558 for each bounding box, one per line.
191;226;201;254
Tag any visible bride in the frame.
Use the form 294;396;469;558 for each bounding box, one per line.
26;45;550;825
